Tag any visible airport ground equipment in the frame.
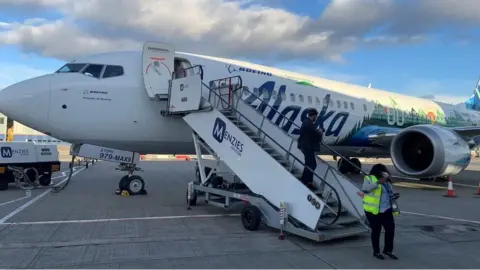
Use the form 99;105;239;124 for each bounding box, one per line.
66;143;146;195
145;41;369;242
0;142;61;190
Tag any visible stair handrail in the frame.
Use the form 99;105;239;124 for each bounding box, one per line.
229;86;368;177
202;79;343;226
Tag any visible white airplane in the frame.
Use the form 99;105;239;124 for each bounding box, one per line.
1;41;480;184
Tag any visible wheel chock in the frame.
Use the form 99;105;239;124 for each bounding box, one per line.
120;190;130;196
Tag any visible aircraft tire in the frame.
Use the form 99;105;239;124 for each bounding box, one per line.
350;158;362;174
337;158;349;174
125;175;145;195
118;175;129;190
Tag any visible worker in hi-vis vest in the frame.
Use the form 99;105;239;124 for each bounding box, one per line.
362;163;400;260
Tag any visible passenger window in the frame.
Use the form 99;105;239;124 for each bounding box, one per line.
56;63;87;73
0;117;4;125
307;96;312;104
272;90;277;100
330;100;334;107
363;104;367;111
350;102;355;110
323;97;329;106
82;64;104;78
290;93;295;102
337;100;341;108
280;92;286;100
254;88;259;96
299;95;304;103
343;101;348;109
103;65;124;78
315;97;321;105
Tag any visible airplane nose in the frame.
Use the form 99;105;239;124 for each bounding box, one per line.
0;75;51;129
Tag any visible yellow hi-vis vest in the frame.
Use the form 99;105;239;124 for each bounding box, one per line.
363;175;382;215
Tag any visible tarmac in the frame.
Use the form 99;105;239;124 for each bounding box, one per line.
0;158;480;268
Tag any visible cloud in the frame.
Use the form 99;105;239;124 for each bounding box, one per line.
0;0;478;63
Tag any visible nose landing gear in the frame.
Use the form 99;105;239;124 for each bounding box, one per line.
115;163;147;196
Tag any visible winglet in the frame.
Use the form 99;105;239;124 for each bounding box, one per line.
465;76;480;111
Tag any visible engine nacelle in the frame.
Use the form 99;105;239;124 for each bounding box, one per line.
390;125;471;178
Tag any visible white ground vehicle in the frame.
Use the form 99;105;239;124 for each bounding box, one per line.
0;142;61;190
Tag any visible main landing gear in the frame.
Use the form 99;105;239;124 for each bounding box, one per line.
115;163;147;196
337;157;362;175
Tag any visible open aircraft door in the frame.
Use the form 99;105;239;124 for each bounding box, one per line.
142;41;175;99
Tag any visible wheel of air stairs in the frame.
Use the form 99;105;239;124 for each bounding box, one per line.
241;204;261;231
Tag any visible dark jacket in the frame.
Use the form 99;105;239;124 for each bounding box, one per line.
298;118;322;151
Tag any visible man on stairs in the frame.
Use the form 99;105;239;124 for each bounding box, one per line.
298;109;323;188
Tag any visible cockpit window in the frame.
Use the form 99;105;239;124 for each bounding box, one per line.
103;65;124;78
55;63;87;73
82;64;104;78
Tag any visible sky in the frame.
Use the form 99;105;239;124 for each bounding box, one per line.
0;0;479;105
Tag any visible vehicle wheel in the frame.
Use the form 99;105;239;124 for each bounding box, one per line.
39;174;52;186
118;175;129;190
0;176;8;191
241;205;261;231
125;175;145;195
350;158;361;174
24;168;38;185
186;189;197;206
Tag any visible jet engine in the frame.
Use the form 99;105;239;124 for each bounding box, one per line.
390;125;472;178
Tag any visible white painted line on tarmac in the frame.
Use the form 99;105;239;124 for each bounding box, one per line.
0;190;32;207
403;211;480;225
454;183;478;188
2;213;241;225
0;167;86;224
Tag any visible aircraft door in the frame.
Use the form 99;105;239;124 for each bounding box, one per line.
142;41;175;99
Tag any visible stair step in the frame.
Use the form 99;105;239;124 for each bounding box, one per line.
323;207;349;216
316;225;370;241
318;214;360;227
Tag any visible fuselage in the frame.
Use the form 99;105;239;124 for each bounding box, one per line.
0;49;479;158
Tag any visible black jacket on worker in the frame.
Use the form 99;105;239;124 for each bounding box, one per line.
298;118;322;152
297;114;323;186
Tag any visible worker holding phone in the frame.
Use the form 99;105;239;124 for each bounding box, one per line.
362;163;400;260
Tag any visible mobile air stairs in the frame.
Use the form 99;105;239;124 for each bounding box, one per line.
144;44;369;243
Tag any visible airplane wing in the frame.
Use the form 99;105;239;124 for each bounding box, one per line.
367;133;396;148
367;126;480;148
